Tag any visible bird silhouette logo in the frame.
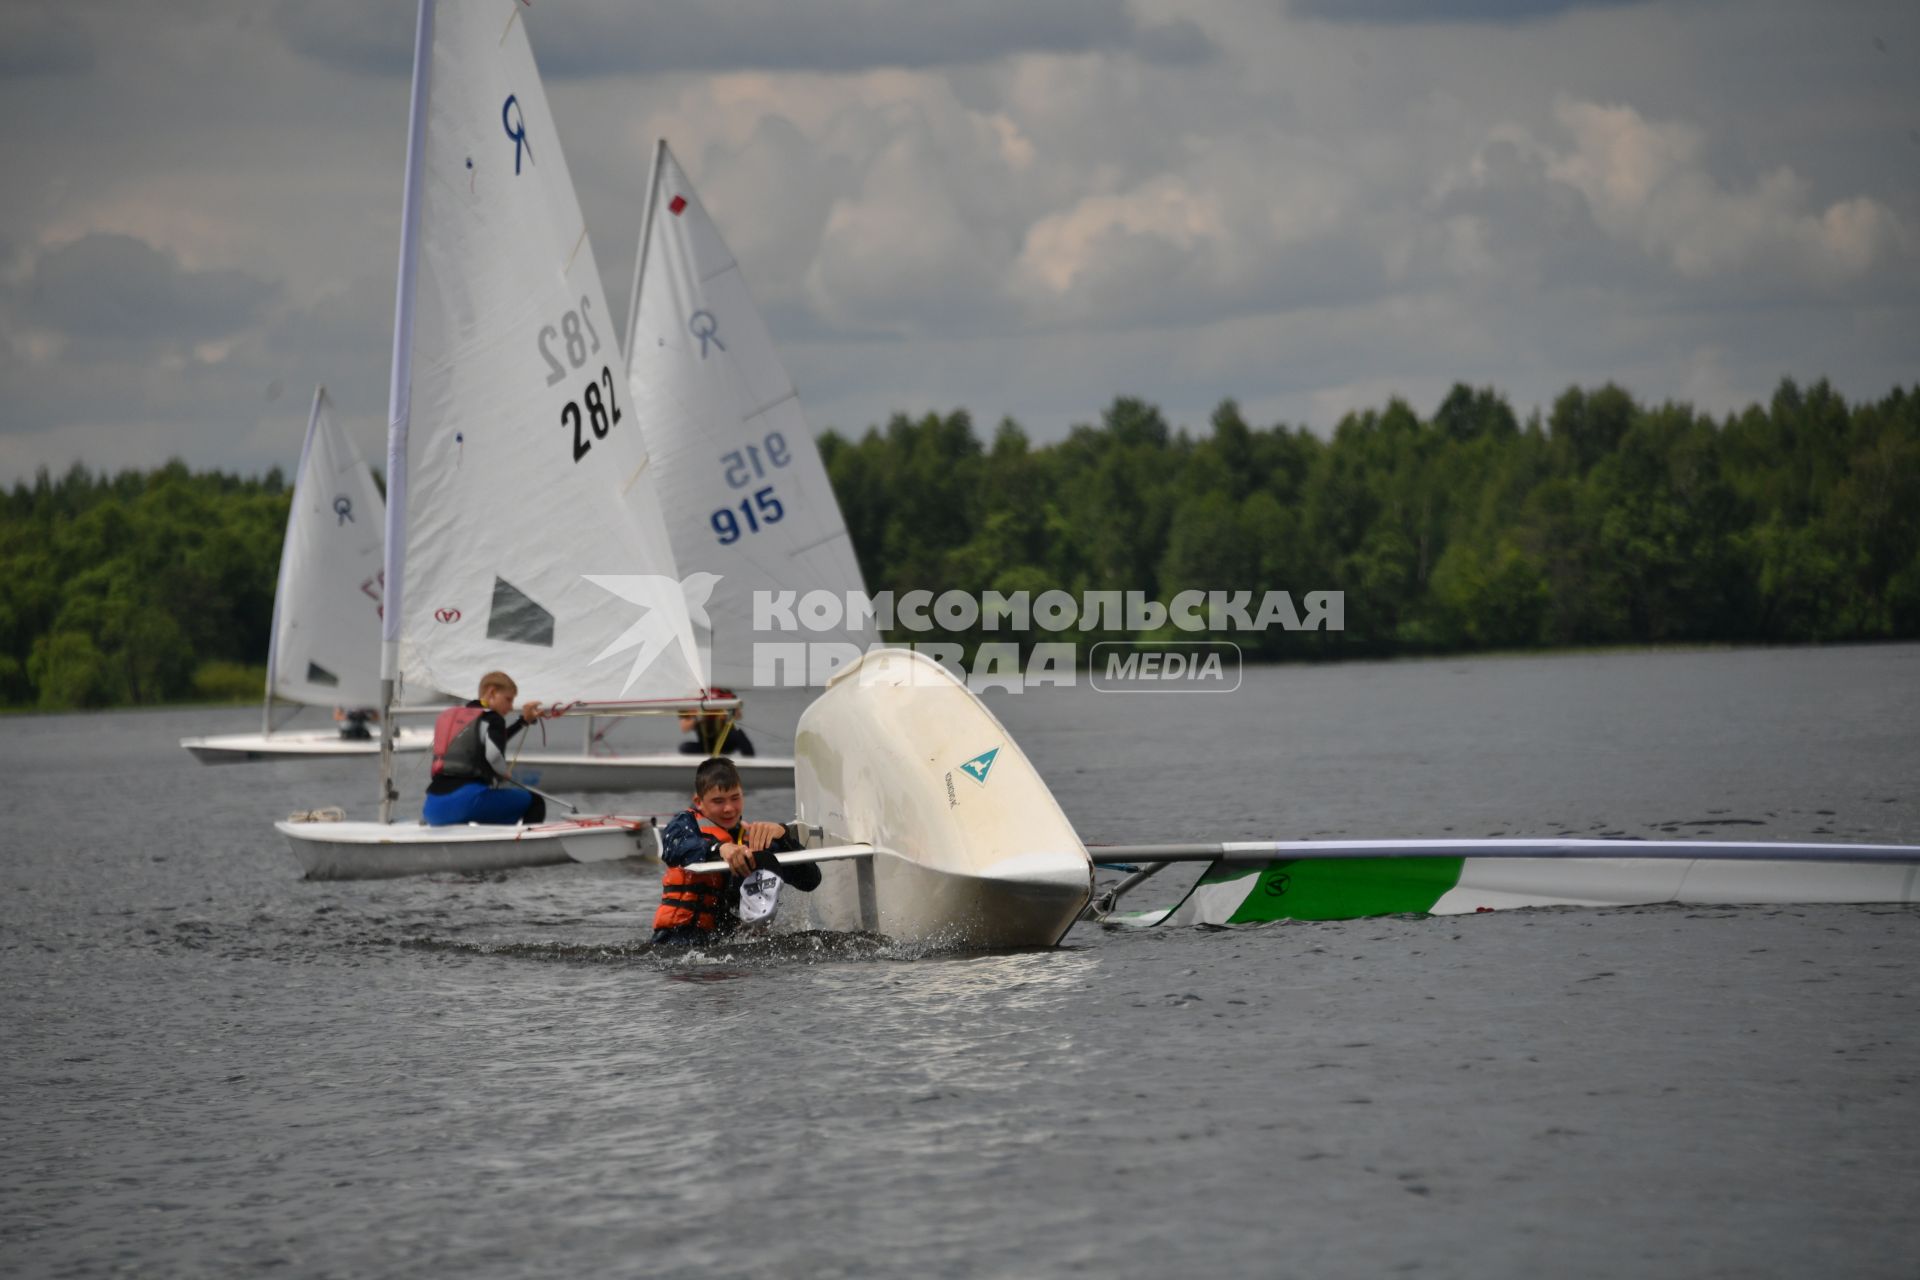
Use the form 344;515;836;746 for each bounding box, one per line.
582;572;722;695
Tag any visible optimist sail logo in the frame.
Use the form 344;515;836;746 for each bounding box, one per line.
958;747;999;785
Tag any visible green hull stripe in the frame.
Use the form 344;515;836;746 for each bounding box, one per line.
1206;857;1468;922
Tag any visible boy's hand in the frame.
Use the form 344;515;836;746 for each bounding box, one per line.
520;700;544;721
740;821;786;852
720;842;758;876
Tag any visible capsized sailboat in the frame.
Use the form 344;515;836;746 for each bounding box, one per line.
183;386;432;763
280;0;709;877
512;139;877;790
679;648;1094;949
667;646;1918;946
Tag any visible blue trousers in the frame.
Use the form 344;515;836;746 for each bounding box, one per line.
422;782;538;827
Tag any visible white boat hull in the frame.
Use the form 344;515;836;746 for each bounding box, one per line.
275;816;651;880
789;847;1095;950
789;649;1092;949
184;726;433;764
1118;840;1920;926
508;751;794;793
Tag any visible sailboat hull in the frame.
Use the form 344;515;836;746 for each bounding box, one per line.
1129;850;1920;926
791;848;1093;950
185;726;433;764
275;816;650;879
790;649;1092;949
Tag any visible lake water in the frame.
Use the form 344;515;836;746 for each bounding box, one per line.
4;644;1918;1278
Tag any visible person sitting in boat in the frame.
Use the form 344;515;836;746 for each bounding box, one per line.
651;756;819;945
423;670;550;826
334;706;378;741
677;687;756;757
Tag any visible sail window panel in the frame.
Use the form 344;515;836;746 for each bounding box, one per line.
305;661;340;687
487;576;556;648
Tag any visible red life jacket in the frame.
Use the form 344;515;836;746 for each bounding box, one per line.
653;817;735;932
431;705;489;780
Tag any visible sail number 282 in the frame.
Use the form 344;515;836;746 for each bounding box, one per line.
563;366;623;463
539;295;603;386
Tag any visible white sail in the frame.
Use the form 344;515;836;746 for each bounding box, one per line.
267;386;386;709
392;2;703;708
624;140;875;688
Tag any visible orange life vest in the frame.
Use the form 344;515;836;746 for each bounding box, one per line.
653;817;735;931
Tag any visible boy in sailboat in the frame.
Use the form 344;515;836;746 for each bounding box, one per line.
651;756;819;945
334;707;378;741
423;671;550;826
676;687;756;756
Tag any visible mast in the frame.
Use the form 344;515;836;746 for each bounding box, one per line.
264;386;327;737
379;0;434;823
623;139;667;387
623;141;715;695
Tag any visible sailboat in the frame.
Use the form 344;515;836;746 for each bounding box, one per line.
182;385;432;763
278;0;711;878
510;140;877;792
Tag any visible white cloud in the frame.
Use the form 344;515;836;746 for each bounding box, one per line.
1544;96;1907;284
1018;177;1228;297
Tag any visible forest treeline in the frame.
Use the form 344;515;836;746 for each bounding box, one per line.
824;377;1919;659
0;461;290;709
3;378;1916;709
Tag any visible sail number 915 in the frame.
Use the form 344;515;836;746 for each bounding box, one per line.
720;432;790;488
711;431;792;542
712;487;783;544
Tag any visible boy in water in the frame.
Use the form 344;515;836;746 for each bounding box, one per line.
652;756;820;944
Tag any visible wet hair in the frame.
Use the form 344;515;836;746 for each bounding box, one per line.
478;670;517;699
694;756;742;796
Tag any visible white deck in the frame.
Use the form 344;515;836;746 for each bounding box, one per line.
508;750;794;793
276;815;653;880
184;726;434;763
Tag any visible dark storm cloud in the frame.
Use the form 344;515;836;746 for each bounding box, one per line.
0;9;97;77
274;0;1213;77
1288;0;1646;23
28;234;279;344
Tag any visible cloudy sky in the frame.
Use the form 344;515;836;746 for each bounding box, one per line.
2;0;1915;483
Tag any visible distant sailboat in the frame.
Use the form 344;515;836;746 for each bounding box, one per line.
511;139;877;790
181;385;432;763
279;0;709;877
